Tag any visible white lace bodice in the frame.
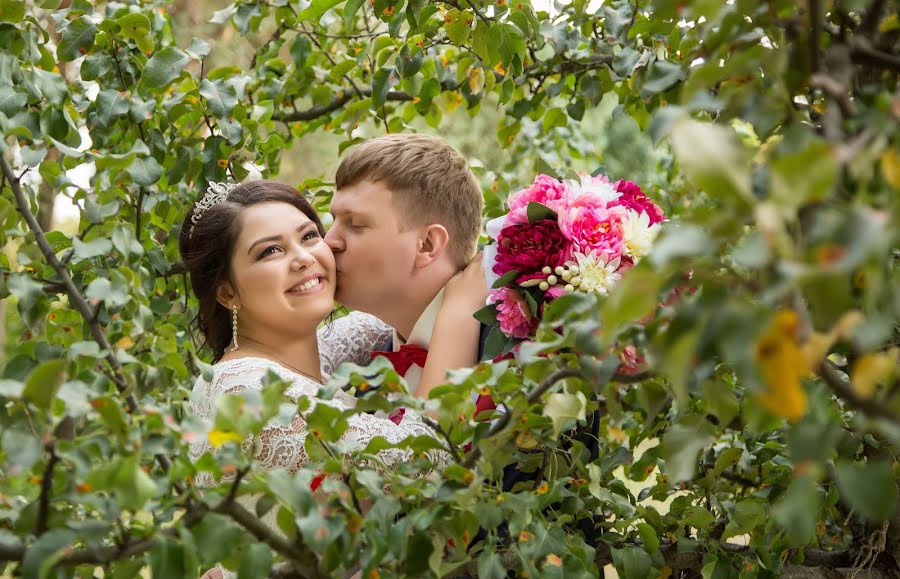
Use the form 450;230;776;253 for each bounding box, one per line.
189;312;432;474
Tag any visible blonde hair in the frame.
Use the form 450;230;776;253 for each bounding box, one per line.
335;134;483;267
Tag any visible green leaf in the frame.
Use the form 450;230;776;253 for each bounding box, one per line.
477;548;507;579
139;47;190;91
660;416;715;483
641;59;685;96
681;505;716;530
290;36;312;68
343;0;366;26
611;545;652;579
473;303;499;325
21;529;76;579
296;0;344;23
445;8;472;45
115;456;158;511
636;523;659;554
491;268;520;289
117;13;151;40
669;119;753;204
237;543;274;578
95;90;131;128
0;0;25;22
23;359;68;411
85;277;130;308
601;268;662;337
543;391;587;437
526;202;557;224
0;86;26;117
200;78;239;118
73;237;113;259
542;107;568;131
57;17;96;62
713;447;743;476
835;461;898;522
372;67;400;108
127;156;163;186
486;23;526;66
1;429;42;474
774;474;821;545
328;60;357;82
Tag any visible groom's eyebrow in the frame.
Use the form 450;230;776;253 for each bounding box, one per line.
246;223;315;254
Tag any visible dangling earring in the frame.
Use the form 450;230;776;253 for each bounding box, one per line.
229;305;239;351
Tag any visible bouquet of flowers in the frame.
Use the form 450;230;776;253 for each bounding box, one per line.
480;172;666;355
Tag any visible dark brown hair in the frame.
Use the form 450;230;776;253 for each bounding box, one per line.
179;180;324;361
335;134;483;267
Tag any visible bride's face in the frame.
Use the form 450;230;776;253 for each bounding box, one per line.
218;201;335;338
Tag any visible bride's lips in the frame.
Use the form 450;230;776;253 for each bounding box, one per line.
285;274;326;296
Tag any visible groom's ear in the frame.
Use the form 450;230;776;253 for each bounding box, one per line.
413;224;449;268
215;282;238;309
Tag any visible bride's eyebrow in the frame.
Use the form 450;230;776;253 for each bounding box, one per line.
246;223;314;255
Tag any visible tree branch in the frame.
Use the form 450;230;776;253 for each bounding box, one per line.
423;416;463;463
1;155;135;408
463;368;582;468
817;360;900;426
214;500;327;579
35;444;59;536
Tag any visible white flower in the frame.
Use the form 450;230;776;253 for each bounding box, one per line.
566;175;621;205
621;210;660;261
573;251;622;295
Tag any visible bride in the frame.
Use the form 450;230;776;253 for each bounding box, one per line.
180;180;484;575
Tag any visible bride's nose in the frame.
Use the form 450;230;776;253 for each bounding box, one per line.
289;248;315;271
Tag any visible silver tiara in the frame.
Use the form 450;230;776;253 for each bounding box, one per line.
189;181;236;239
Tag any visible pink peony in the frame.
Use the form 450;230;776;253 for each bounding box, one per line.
507;174;570;214
618;345;647;375
493;220;569;276
610;180;665;225
557;195;626;258
490;287;538;339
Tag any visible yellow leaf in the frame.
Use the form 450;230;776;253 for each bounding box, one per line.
755;310;809;422
800;310;863;367
658;566;673;579
851;349;898;399
881;149;900;190
208;430;244;448
115;336;135;350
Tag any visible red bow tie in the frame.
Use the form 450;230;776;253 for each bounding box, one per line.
371;344;429;376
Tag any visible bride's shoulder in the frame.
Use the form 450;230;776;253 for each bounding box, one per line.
321;311;391;337
193;357;293;393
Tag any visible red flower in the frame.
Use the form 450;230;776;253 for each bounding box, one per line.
610;180;665;225
388;407;406;425
493;220;569;277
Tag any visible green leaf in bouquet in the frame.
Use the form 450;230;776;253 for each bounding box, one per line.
473;303;499;325
491;268;520;289
482;326;518;360
526;202;557;224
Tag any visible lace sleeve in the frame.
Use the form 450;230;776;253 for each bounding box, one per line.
190;358;437;475
318;311;393;375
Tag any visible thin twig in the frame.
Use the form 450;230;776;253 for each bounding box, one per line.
35;443;59;536
316;437;364;514
422;416;463;463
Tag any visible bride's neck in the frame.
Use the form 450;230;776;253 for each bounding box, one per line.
221;332;321;377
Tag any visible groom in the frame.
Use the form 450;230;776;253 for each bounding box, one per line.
324;133;485;393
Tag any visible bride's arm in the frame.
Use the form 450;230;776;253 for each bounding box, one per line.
416;255;488;398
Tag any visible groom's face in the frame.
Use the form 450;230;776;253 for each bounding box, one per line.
325;180;419;313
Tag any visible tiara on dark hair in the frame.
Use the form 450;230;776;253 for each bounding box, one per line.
189;181;236;239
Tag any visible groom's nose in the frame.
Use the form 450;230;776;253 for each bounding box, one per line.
324;226;344;253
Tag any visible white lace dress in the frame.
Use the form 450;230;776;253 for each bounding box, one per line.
189;312;438;550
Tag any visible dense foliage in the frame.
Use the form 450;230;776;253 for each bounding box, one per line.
1;0;898;577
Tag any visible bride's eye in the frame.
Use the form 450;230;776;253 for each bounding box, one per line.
258;245;282;259
302;230;321;242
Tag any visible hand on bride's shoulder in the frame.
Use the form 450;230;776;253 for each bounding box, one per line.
443;252;488;312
